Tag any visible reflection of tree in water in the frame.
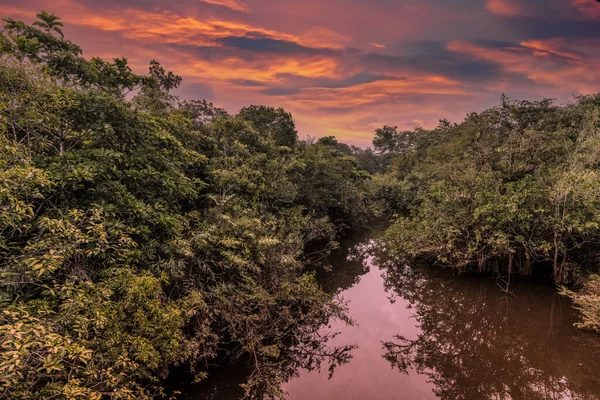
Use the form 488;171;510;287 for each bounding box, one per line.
184;239;372;399
183;333;355;400
313;236;372;294
380;261;600;400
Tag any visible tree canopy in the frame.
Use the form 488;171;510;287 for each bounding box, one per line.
0;12;373;399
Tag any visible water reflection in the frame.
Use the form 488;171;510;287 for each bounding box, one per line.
182;239;600;399
285;241;434;400
312;236;371;294
181;239;371;400
381;262;600;400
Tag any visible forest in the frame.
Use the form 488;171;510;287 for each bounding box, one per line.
1;11;600;400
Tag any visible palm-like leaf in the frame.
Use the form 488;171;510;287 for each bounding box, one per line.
33;10;64;37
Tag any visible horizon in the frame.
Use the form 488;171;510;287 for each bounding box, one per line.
2;0;599;146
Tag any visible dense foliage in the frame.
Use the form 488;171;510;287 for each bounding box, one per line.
378;95;600;331
3;9;600;399
0;12;372;399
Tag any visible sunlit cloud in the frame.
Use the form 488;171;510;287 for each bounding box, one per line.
70;10;301;46
0;4;32;18
299;28;351;50
181;54;344;83
485;0;532;16
200;0;250;13
447;39;600;95
520;39;582;61
571;0;600;19
280;75;467;112
0;0;598;146
0;1;345;50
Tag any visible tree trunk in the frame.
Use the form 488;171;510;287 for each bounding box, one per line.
553;231;561;284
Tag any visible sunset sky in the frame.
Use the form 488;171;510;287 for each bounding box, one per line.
2;0;599;146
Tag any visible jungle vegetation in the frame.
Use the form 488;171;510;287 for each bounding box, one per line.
2;10;600;400
0;11;370;399
378;95;600;334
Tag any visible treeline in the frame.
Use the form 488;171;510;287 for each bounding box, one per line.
376;95;600;332
0;12;373;399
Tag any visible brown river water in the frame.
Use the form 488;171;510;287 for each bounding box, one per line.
183;238;600;400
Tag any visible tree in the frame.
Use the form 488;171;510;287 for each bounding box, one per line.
373;125;399;153
239;105;298;148
32;10;63;37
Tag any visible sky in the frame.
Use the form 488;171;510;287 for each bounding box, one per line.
1;0;599;146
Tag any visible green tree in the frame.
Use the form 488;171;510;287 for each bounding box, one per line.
32;10;63;37
239;105;298;148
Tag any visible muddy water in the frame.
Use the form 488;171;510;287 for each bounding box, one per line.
187;239;600;400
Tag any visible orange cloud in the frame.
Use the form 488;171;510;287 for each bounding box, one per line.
299;28;351;50
0;5;33;19
2;1;598;147
121;15;348;51
448;39;600;94
182;54;344;83
200;0;250;13
1;1;345;51
273;74;468;116
285;80;476;145
571;0;600;19
0;0;128;31
485;0;531;16
121;15;298;46
61;9;299;46
520;39;582;61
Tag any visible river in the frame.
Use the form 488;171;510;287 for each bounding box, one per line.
184;237;600;399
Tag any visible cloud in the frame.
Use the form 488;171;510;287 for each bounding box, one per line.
261;87;301;96
254;73;398;97
447;39;600;94
520;39;582;61
229;79;269;87
28;3;352;54
571;0;600;19
170;47;344;83
485;0;576;19
216;36;330;55
277;74;468;113
360;45;504;85
1;1;321;49
486;0;532;16
120;15;301;47
199;0;250;13
1;0;598;147
299;28;351;50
